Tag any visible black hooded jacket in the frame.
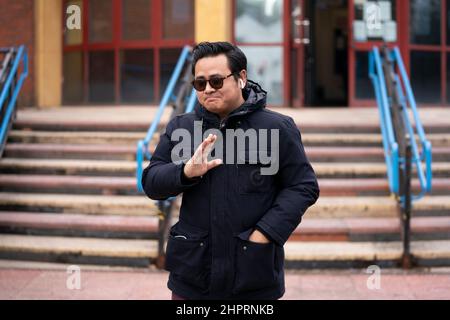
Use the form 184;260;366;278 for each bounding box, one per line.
142;81;319;299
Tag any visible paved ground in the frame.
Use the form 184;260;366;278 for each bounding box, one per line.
1;262;449;300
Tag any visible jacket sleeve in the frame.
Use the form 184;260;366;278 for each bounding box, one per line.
141;117;201;200
255;117;320;246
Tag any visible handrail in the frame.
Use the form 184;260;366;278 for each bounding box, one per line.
369;46;432;201
392;47;432;197
369;47;399;194
0;45;28;157
185;89;197;114
136;45;195;192
370;45;433;268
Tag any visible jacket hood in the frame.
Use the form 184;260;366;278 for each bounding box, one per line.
194;80;267;124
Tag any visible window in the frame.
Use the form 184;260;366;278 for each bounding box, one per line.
122;0;151;41
88;0;113;43
120;50;154;103
410;51;441;104
88;51;115;102
63;0;195;105
410;0;441;45
235;0;284;105
163;0;194;39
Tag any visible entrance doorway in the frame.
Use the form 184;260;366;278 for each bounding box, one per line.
291;0;349;107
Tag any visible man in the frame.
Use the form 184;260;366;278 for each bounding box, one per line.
142;42;319;300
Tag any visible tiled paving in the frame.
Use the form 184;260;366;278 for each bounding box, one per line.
1;264;449;300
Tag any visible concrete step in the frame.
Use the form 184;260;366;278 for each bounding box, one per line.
2;158;449;178
291;217;450;242
10;131;450;148
318;178;450;196
13;119;154;132
1;192;446;219
307;147;450;162
0;158;141;176
0;212;159;239
305;147;384;162
2;175;448;197
0;193;160;216
7;130;149;145
0;234;157;267
302;133;450;147
4;143;147;161
312;162;450;178
5;143;449;163
308;196;450;218
0;175;137;195
2;212;448;243
4;143;154;161
15;116;450;134
284;240;450;268
1;234;448;268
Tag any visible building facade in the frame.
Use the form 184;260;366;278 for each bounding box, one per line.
0;0;448;108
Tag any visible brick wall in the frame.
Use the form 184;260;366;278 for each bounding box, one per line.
0;0;35;107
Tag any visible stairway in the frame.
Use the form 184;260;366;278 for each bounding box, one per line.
0;107;449;268
287;123;450;268
0;113;162;267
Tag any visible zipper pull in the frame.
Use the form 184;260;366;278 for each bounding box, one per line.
219;119;227;130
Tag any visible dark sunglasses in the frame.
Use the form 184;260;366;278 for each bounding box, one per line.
192;73;235;91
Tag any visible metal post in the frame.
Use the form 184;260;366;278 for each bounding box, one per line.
402;141;412;268
155;200;174;269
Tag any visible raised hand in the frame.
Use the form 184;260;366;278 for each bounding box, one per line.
183;134;223;179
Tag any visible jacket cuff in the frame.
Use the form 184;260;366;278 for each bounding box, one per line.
254;225;274;243
178;163;202;186
256;221;285;247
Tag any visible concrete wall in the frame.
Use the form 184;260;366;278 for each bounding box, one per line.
35;0;62;108
195;0;232;43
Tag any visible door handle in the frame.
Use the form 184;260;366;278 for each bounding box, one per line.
302;20;310;45
293;19;310;45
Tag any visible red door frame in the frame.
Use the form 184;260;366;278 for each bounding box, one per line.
347;0;409;107
289;0;306;108
62;0;195;105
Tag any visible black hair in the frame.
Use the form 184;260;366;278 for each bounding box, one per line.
191;42;247;81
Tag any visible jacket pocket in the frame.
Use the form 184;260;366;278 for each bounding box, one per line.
165;221;210;292
237;150;274;194
232;229;279;294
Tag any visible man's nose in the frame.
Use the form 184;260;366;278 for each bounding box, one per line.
204;81;216;94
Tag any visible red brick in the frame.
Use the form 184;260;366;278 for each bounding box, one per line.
0;0;35;106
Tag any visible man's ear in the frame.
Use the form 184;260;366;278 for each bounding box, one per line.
239;70;247;88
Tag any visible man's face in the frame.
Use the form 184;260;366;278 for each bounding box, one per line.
194;54;244;118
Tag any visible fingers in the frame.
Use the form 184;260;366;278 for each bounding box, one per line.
192;134;218;165
206;158;223;171
202;134;216;150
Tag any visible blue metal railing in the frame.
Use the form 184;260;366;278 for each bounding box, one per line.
0;45;28;156
369;46;432;203
392;47;432;199
136;45;197;192
369;47;400;194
